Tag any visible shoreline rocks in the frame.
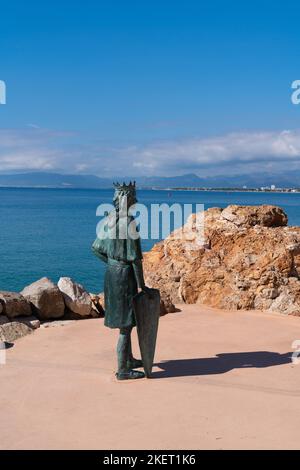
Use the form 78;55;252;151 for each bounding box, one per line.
0;277;105;342
0;292;32;318
0;315;40;342
21;277;65;320
58;277;92;317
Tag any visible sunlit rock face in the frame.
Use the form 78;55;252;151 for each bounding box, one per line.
144;205;300;316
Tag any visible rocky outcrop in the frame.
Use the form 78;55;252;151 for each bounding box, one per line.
21;277;65;320
0;292;32;318
144;204;300;316
58;277;92;317
219;204;288;228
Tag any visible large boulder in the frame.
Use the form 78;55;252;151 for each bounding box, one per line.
144;204;300;316
21;277;65;320
58;277;92;317
0;292;32;319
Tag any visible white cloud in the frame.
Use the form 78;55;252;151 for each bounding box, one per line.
121;129;300;176
0;128;78;172
1;127;300;176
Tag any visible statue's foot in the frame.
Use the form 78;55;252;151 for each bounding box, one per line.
116;369;145;380
127;358;143;369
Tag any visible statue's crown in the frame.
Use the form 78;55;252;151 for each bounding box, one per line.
113;181;136;192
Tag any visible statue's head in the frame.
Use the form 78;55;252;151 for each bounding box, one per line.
113;181;137;214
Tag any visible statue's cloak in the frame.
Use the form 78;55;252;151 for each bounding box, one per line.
92;212;143;329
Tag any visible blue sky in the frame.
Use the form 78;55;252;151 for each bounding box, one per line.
0;0;300;177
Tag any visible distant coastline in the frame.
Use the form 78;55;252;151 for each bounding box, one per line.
1;185;300;193
2;172;300;192
154;187;300;193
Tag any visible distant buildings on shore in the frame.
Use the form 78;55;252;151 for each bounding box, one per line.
154;185;300;193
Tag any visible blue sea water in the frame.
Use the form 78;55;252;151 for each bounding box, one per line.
1;187;300;294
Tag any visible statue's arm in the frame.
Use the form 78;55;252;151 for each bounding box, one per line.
132;260;152;297
132;259;145;289
91;243;108;264
129;235;151;293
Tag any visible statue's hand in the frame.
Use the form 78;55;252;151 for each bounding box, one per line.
141;285;153;298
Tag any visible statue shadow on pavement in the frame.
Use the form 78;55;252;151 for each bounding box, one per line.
152;351;292;378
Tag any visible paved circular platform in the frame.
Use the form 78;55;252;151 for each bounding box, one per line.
1;305;300;449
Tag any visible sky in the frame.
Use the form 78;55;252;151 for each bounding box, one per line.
1;0;300;178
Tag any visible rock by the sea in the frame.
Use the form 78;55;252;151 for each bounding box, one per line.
58;277;92;317
0;291;32;318
21;277;65;320
0;321;34;342
144;204;300;316
0;313;40;341
90;293;105;317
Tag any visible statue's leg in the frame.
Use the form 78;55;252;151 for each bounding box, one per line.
127;329;143;369
117;326;131;373
116;327;144;380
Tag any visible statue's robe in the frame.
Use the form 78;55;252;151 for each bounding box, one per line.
92;212;143;329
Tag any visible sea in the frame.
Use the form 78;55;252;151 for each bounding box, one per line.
1;187;300;294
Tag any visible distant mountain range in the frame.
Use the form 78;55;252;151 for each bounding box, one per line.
0;171;300;189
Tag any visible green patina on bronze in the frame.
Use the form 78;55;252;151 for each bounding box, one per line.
92;182;152;380
133;289;160;377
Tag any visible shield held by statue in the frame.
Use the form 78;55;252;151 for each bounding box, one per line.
133;288;160;378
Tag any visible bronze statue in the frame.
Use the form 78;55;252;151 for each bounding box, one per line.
92;182;153;380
